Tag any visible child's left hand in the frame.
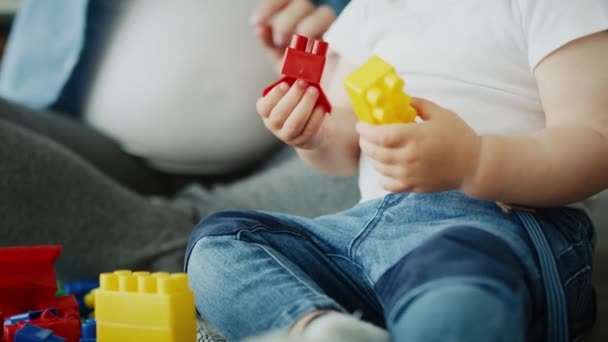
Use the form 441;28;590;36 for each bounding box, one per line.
356;98;482;194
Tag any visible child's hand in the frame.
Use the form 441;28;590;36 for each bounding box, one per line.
356;98;482;193
257;80;327;150
251;0;337;68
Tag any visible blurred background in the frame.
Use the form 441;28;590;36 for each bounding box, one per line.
0;0;605;341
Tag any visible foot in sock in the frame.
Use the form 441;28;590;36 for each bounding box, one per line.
244;313;390;342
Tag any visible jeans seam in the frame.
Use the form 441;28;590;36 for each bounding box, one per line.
237;225;309;240
252;240;330;303
347;194;397;259
327;253;382;311
563;265;592;288
555;240;586;259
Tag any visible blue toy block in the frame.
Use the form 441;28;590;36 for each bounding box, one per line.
79;319;96;342
14;324;66;342
5;309;58;325
62;280;99;317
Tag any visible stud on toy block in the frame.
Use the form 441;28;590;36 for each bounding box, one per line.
262;34;332;113
95;270;196;342
344;55;417;124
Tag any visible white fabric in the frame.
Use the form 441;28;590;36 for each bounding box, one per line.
84;0;278;174
325;0;608;203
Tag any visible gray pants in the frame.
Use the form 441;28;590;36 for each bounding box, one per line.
0;98;359;280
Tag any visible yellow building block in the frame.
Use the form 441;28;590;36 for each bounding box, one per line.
95;270;196;342
344;55;417;124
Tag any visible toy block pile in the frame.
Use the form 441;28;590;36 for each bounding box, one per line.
1;246;197;342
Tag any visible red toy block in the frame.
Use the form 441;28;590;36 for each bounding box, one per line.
0;246;62;318
4;310;81;342
36;296;80;321
262;34;332;113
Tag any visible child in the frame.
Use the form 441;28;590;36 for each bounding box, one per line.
186;0;608;341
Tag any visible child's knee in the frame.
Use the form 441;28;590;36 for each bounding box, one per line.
390;283;527;342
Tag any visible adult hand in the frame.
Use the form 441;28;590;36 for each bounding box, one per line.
251;0;337;69
356;98;482;193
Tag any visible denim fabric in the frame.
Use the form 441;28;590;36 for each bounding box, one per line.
186;191;595;341
0;0;88;111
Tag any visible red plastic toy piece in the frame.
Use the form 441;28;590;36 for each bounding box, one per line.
4;310;80;342
262;34;332;113
0;246;82;342
0;246;62;318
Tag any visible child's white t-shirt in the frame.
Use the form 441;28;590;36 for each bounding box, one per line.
325;0;608;203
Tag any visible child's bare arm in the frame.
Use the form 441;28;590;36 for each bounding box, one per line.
256;54;360;176
468;31;608;206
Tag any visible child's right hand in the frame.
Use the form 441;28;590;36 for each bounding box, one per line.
256;80;328;150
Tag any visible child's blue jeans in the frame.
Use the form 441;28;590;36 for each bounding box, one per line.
185;191;596;341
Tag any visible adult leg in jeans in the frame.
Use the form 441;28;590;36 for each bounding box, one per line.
0;118;194;280
0;97;168;195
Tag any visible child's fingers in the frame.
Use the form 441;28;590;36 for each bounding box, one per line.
271;0;315;46
257;82;289;118
372;160;405;181
359;138;400;165
267;80;309;130
295;5;336;38
280;86;319;140
291;105;326;148
250;0;289;25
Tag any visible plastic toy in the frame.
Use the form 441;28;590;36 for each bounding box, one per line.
262;34;332;113
344;55;417;124
14;324;65;342
4;308;80;342
95;270;196;342
0;246;62;318
0;246;81;342
79;320;95;342
5;309;58;325
61;281;99;318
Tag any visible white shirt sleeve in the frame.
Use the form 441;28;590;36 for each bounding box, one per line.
323;0;371;66
518;0;608;69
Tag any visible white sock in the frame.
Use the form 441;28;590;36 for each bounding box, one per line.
303;313;389;342
245;313;389;342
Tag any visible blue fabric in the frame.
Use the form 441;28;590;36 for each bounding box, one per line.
0;0;88;112
0;0;349;116
314;0;350;15
185;191;596;341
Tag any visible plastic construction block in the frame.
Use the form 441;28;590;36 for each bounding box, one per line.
0;246;63;318
14;324;65;342
4;308;81;342
79;319;95;342
262;34;332;113
5;308;58;325
344;55;417;125
62;281;99;318
95;270;196;342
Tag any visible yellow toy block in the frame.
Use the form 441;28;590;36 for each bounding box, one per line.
95;270;196;342
344;55;417;124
